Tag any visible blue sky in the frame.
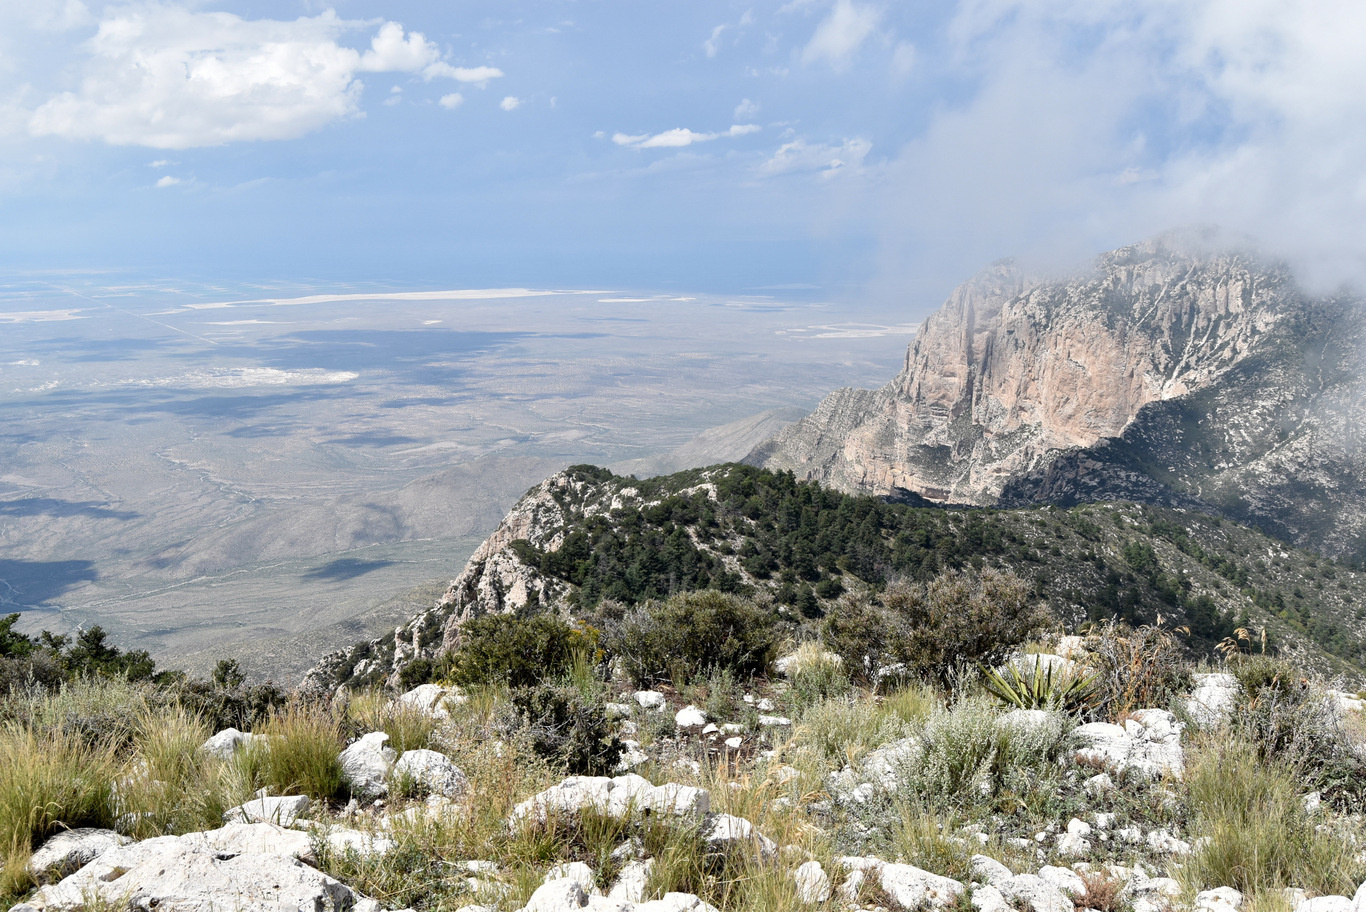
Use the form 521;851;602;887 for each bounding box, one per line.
1;0;1364;312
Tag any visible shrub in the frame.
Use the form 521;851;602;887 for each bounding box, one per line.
444;614;597;689
608;591;781;688
981;656;1098;713
824;568;1045;688
509;682;622;775
171;677;287;734
1084;618;1191;721
1227;656;1366;809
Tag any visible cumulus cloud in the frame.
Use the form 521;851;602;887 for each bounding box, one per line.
439;92;464;110
801;0;881;68
25;6;500;149
614;124;761;149
500;95;522;111
423;63;504;85
760;137;870;176
734;98;760;120
154;175;179;187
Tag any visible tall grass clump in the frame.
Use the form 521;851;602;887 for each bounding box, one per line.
1182;739;1365;898
0;722;118;895
341;690;438;754
116;704;236;839
241;700;346;801
1084;618;1190;722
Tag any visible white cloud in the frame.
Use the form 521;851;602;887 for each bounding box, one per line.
439;92;464;110
25;7;495;149
890;41;915;80
500;95;522;111
734;98;760;120
760;137;871;176
423;63;504;86
358;21;439;72
154;175;179;187
148;159;174;168
801;0;881;68
614;124;761;149
704;24;729;58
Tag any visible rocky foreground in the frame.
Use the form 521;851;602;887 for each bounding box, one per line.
12;635;1366;912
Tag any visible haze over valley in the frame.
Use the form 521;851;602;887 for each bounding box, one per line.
0;279;913;680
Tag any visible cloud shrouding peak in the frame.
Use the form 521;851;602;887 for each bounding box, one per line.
614;124;761;149
26;7;500;149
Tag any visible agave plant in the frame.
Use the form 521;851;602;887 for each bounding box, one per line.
980;655;1099;713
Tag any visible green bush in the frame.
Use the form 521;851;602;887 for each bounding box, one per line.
824;568;1044;687
608;590;781;688
444;614;597;689
510;682;622;775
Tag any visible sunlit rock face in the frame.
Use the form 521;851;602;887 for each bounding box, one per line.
751;233;1366;560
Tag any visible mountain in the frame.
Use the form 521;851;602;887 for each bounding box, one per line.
609;407;807;479
747;232;1366;562
303;463;1366;693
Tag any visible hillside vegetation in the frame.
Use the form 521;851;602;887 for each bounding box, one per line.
314;463;1366;693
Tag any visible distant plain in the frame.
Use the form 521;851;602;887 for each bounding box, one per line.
0;278;915;682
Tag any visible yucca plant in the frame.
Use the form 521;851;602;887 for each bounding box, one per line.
979;656;1098;713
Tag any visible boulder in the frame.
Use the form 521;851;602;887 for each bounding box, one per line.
511;774;709;825
972;885;1012;912
31;831;363;912
28;829;130;882
396;683;463;718
1196;887;1244;912
394;749;469;798
1354;881;1366;912
340;731;397;799
998;874;1073;912
675;705;707;728
322;827;395;858
222;794;311;827
1298;898;1353;912
1073;709;1184;778
702;814;777;858
198;728;259;760
182;822;315;862
838;857;964;910
968;854;1012;887
607;860;654;903
633;691;667;711
793;861;831;904
1186;674;1242;728
545;862;600;895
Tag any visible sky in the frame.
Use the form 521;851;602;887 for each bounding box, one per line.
1;0;1365;312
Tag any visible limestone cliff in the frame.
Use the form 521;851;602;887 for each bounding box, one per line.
750;233;1366;560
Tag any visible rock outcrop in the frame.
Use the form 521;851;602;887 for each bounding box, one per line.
749;232;1366;561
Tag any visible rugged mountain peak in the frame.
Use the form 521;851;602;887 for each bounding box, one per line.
750;235;1366;559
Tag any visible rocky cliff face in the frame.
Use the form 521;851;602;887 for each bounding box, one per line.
750;234;1366;560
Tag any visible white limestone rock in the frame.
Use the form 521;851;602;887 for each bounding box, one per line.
1298;897;1353;912
969;854;1013;887
222;794;312;827
999;874;1074;912
511;774;709;825
793;861;831;904
1186;673;1242;728
634;691;667;711
675;705;707;728
545;861;600;895
1196;887;1245;912
396;683;463;718
31;831;361;912
1073;708;1184;778
28;829;130;882
702;814;777;858
607;860;654;903
394;748;469;798
340;731;398;799
198;727;260;760
838;857;964;910
972;885;1012;912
